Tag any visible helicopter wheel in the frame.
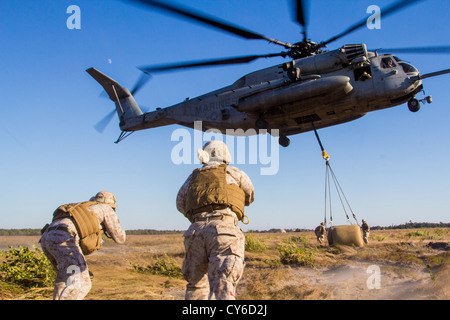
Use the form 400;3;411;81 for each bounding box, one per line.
279;135;290;147
408;99;420;112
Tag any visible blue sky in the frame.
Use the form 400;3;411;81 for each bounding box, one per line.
0;0;449;231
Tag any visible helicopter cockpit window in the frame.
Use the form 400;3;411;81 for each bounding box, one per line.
381;57;396;68
399;62;418;74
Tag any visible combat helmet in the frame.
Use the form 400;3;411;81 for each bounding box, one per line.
90;191;117;208
198;140;231;164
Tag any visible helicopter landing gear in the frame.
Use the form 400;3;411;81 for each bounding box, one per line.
408;99;420;112
279;135;290;147
408;95;432;112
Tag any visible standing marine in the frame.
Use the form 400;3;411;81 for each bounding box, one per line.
40;191;126;300
176;140;255;300
361;219;370;244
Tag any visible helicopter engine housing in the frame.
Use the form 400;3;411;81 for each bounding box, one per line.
295;44;368;75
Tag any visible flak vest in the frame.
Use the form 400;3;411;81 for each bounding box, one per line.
52;201;103;255
185;164;246;222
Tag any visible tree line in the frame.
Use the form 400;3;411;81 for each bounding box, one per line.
370;221;450;230
0;222;448;236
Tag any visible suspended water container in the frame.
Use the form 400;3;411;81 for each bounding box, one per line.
327;225;364;247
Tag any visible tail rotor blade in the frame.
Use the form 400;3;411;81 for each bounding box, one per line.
99;90;109;99
94;109;116;133
130;73;152;95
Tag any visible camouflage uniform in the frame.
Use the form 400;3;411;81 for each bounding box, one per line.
361;219;370;244
40;192;126;300
177;141;254;300
315;222;326;244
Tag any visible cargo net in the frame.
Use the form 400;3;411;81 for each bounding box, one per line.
312;125;359;227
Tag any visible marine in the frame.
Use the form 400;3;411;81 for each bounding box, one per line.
177;140;255;300
315;222;326;245
40;191;126;300
361;219;370;244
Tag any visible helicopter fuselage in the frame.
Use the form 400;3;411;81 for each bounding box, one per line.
86;1;450;146
121;44;423;140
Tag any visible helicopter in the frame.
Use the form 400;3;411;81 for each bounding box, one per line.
87;0;450;147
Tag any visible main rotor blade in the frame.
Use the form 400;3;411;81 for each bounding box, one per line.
94;109;116;133
295;0;307;27
127;0;291;48
377;46;450;54
139;53;286;74
322;0;423;46
130;73;152;95
294;0;308;41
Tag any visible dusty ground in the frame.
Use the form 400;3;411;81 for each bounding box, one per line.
1;228;449;300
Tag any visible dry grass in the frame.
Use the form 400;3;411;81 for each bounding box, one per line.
1;228;449;300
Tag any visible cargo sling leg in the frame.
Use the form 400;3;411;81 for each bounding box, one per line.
312;123;359;227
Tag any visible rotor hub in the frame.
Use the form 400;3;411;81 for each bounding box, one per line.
289;40;324;59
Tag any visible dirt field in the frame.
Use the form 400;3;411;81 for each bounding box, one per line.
1;228;449;300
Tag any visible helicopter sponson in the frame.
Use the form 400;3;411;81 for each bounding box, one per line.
237;75;353;113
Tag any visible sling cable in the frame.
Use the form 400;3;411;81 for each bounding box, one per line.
312;123;360;227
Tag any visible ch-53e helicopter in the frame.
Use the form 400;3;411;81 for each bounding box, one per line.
87;0;450;147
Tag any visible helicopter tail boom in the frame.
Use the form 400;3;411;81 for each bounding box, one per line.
86;68;143;122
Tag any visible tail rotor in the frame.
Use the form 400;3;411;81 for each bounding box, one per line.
94;109;116;133
87;68;150;133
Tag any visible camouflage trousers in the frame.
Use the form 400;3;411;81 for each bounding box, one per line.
363;231;370;244
182;214;245;300
40;230;91;300
316;234;325;244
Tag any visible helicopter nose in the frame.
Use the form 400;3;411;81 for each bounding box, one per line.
404;74;422;96
400;62;422;91
382;64;422;102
